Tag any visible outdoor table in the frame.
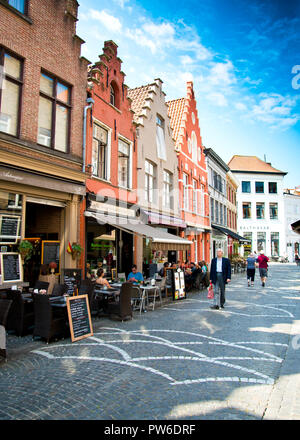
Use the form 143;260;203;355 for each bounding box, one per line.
139;285;160;310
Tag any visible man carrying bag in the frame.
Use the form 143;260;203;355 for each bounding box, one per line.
209;249;231;310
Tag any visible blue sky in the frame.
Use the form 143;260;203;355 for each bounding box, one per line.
77;0;300;188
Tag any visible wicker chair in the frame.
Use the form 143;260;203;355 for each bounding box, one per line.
107;282;133;321
6;291;35;337
79;279;98;316
33;294;67;344
0;299;13;360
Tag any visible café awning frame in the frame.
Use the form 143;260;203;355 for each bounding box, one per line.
212;224;251;244
85;211;192;251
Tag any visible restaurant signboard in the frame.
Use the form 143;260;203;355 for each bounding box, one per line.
0;252;23;283
66;295;93;343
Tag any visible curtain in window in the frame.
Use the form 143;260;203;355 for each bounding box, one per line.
0;79;19;136
156;125;166;160
54;104;68;152
38;97;52;147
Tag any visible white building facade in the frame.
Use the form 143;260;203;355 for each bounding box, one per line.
228;156;287;258
284;189;300;261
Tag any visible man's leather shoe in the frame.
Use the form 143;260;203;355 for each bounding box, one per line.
220;305;224;309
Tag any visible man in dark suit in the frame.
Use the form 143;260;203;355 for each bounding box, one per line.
209;249;231;310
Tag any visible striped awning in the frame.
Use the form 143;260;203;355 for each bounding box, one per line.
85;211;192;251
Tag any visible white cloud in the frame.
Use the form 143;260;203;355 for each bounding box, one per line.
210;60;236;86
249;93;300;128
206;92;228;107
235;102;247;111
89;9;122;33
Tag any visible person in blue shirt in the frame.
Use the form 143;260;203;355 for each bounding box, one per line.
127;265;144;283
246;252;258;287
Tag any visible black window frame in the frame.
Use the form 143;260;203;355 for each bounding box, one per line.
0;46;24;138
8;0;28;14
242;181;251;193
37;70;72;153
269;182;277;194
255;181;264;193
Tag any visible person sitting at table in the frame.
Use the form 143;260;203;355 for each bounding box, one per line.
159;262;170;278
96;269;112;289
127;265;144;283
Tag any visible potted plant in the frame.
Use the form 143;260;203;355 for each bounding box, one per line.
18;240;34;262
71;242;83;260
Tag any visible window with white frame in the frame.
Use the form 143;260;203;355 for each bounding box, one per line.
163;170;173;209
191;131;197;163
192;179;197;213
156;114;166;160
145;160;156;203
183;173;189;210
210;197;214;221
92;123;108;180
118;138;130;188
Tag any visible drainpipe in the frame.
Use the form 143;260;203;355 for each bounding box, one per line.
82;97;95;173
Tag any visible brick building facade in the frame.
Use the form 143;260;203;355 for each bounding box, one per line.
168;82;211;264
82;40;138;278
0;0;89;287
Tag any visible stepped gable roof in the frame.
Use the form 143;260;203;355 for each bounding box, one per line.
228;155;287;175
127;82;159;125
167;98;185;143
167;82;197;148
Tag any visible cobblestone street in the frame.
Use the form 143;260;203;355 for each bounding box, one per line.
1;263;300;420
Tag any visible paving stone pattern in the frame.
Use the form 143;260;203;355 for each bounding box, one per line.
1;263;300;420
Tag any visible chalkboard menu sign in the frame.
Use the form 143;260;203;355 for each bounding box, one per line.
41;241;60;273
0;252;23;283
0;215;21;244
165;267;186;301
67;295;93;342
166;267;175;288
62;268;82;295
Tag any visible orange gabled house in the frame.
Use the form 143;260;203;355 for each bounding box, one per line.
79;40;138;279
167;82;211;264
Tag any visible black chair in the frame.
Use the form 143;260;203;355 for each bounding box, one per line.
0;299;13;361
6;291;34;336
107;283;133;321
51;284;67;297
0;299;13;327
79;279;98;316
33;281;50;291
33;294;67;343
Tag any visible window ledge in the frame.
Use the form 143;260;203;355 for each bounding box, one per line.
0;0;32;24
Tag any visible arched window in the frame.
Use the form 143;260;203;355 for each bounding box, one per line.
110;85;115;107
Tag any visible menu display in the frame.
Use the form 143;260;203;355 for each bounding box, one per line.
62;269;82;295
67;295;93;342
0;252;22;283
166;267;186;301
41;241;60;273
0;215;21;244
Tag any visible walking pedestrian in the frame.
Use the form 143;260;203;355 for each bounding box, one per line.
295;252;300;267
209;249;231;310
257;250;269;287
246;252;257;287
